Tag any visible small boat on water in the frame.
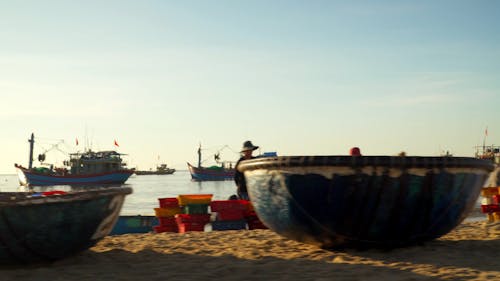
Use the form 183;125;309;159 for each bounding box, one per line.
0;186;132;263
474;128;499;165
187;144;236;181
187;162;235;181
135;164;176;175
475;144;500;164
15;133;134;187
475;144;500;188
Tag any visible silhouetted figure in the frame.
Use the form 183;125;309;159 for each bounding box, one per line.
234;140;259;200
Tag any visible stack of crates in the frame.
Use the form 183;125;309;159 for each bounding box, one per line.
176;194;212;233
480;187;500;222
153;197;182;233
210;200;248;231
243;201;267;230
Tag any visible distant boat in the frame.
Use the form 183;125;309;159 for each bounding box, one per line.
15;133;134;187
187;162;235;181
475;145;500;165
475;143;500;187
135;164;176;175
0;186;132;264
187;144;235;181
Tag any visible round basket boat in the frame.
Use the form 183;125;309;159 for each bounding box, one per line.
0;186;132;263
238;156;494;248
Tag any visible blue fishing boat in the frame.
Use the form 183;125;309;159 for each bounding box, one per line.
15;165;134;186
239;155;494;248
187;162;235;181
0;186;132;263
15;133;134;187
187;144;235;181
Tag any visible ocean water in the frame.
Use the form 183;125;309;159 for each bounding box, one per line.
0;171;485;221
0;171;238;216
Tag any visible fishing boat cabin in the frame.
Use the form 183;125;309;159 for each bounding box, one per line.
64;150;129;175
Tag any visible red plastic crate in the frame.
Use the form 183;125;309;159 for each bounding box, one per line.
153;225;178;233
248;221;267;230
245;215;267;229
248;216;264;223
481;204;500;213
178;222;206;233
158;217;177;226
210;200;248;212
216;209;245;221
244;210;258;218
246;215;261;222
158;197;180;208
175;214;211;224
154;207;182;217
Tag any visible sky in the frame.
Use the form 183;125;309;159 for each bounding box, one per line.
1;0;499;174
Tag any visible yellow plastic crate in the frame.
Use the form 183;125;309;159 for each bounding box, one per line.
481;187;499;197
177;194;213;206
487;213;495;222
154;207;182;217
493;212;500;222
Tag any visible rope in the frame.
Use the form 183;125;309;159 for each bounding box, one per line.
199;144;239;165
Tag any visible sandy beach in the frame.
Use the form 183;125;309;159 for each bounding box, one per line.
0;221;499;281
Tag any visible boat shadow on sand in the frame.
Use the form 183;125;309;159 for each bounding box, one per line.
1;235;499;280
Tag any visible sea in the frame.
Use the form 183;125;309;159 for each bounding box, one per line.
0;171;485;222
0;171;238;216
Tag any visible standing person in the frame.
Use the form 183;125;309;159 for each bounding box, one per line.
234;140;259;200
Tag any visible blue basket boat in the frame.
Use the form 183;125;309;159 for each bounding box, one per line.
0;187;132;263
238;156;494;248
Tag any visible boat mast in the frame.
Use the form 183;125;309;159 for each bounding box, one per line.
28;133;34;169
483;126;488;153
197;144;202;168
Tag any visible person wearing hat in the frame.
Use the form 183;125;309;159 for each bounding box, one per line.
233;140;259;200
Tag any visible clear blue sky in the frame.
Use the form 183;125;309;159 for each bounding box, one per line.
1;0;499;173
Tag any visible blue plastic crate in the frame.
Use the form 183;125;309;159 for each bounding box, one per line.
211;220;247;231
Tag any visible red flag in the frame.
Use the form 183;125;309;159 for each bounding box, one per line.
76;138;79;146
114;140;119;147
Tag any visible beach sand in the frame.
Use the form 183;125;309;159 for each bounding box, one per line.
1;221;500;281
